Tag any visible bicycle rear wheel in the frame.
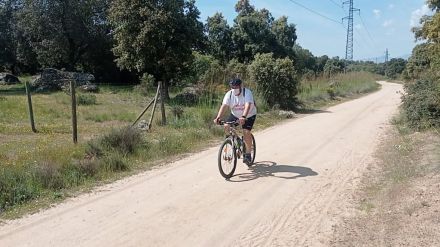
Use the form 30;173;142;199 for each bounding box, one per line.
218;139;237;179
243;134;256;164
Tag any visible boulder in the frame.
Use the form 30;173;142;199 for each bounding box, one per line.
278;110;296;119
31;68;95;92
0;73;20;85
172;85;203;105
79;83;99;93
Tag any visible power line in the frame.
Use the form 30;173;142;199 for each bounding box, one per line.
287;0;342;25
354;28;372;50
329;0;343;9
358;12;378;49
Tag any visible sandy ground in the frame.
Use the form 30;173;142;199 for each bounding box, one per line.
0;81;402;247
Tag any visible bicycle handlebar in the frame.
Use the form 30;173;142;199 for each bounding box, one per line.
217;120;240;126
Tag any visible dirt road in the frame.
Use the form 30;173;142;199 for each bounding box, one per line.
0;82;403;247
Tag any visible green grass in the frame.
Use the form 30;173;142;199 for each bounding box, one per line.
0;73;381;217
298;71;380;108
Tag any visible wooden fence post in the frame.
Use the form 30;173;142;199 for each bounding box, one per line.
70;81;78;144
148;83;161;130
132;98;155;127
25;81;37;133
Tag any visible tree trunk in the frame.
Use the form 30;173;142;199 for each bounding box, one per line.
160;81;167;125
163;80;170;101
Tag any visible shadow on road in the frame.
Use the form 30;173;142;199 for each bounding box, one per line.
228;161;318;182
295;108;332;114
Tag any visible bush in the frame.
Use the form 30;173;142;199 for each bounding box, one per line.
77;94;97;105
134;73;155;96
0;166;39;211
86;126;143;156
249;53;299;109
102;153;129;172
402;77;440;129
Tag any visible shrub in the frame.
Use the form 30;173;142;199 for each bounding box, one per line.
0;166;39;211
34;161;64;189
77;94;97;105
171;105;184;119
87;126;143;155
134;73;155;96
249;53;299;109
102;153;129;172
402;77;440;129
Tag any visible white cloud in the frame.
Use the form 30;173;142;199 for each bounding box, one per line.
389;4;395;9
410;5;432;27
355;24;362;30
373;9;381;18
383;19;394;27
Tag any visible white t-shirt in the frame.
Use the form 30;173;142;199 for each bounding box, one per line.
222;88;257;118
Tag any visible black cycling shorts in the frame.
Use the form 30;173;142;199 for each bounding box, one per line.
226;114;256;131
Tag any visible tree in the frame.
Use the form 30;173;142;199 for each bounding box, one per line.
271;16;297;57
0;0;20;73
232;2;277;62
323;57;345;77
249;53;298;109
385;58;407;79
17;0;112;72
109;0;204;98
205;13;233;65
293;45;316;74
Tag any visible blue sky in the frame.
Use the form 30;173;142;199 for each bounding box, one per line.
195;0;432;61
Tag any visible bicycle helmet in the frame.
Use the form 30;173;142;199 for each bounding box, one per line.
229;78;242;87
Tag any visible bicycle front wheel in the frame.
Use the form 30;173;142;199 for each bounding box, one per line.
218;139;237;179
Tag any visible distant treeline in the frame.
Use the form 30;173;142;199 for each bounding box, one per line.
0;0;405;87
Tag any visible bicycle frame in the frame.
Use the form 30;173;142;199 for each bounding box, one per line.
221;121;244;158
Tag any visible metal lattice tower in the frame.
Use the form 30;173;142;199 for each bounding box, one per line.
385;48;389;63
343;0;359;60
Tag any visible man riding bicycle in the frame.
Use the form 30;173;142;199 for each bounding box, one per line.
214;78;257;166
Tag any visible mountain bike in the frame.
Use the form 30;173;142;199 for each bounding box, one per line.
217;121;256;179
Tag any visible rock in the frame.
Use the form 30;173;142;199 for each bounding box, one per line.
0;73;20;85
278;110;296;119
172;85;204;105
79;83;99;93
137;120;149;131
31;68;94;92
173;92;198;105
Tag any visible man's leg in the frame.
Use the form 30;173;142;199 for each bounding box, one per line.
242;115;256;165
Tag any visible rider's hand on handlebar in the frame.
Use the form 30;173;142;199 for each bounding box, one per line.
213;117;220;125
239;117;246;126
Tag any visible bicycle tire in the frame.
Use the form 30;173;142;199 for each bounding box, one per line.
243;134;256;164
218;138;237;178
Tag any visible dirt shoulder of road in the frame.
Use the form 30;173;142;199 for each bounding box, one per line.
331;125;440;246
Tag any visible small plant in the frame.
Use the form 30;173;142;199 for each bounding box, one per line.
134;73;155;96
102;153;129;172
77;158;100;177
171;105;184;119
77;94;97;105
34;161;64;189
